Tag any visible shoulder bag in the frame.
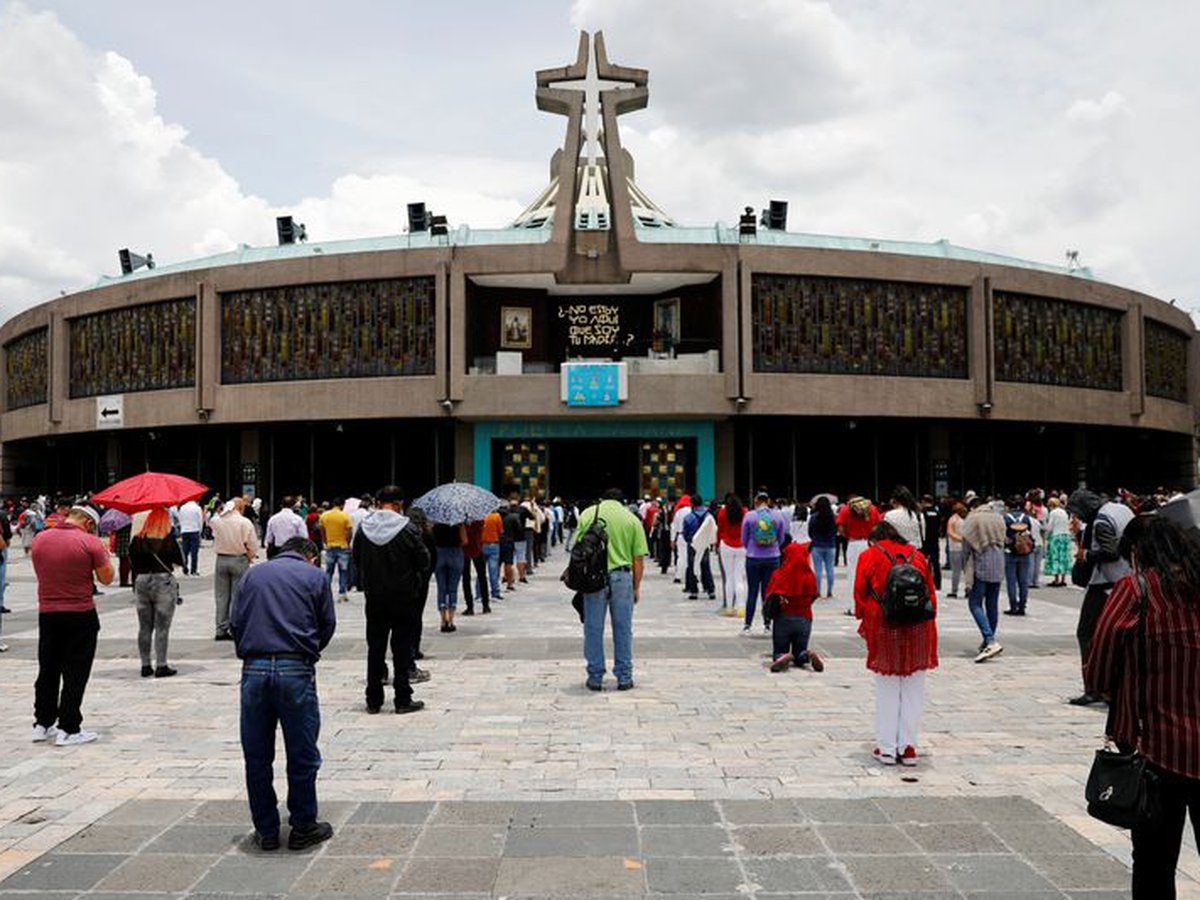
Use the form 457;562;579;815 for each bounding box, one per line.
1084;575;1159;828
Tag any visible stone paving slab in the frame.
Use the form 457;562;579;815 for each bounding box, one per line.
0;798;1139;897
0;543;1197;896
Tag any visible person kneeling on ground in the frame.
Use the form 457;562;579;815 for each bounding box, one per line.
764;541;824;673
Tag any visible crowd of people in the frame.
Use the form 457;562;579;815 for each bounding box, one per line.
3;479;1197;893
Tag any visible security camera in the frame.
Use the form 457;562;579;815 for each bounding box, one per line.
439;399;454;411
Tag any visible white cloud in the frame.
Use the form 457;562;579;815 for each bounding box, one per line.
2;0;1200;322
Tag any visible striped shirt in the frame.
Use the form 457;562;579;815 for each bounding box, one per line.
1084;570;1200;780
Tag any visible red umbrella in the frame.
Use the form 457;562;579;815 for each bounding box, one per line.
91;471;209;513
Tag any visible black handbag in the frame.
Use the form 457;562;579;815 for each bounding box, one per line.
1084;576;1159;828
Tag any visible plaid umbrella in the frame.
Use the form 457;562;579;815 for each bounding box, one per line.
412;482;505;525
97;508;132;535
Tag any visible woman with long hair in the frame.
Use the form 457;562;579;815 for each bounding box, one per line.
128;508;185;677
1084;512;1200;899
715;493;747;615
883;485;924;547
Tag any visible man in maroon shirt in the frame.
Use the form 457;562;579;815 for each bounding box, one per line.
30;503;113;746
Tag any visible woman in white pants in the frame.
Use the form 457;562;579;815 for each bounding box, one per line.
716;494;747;613
853;521;939;766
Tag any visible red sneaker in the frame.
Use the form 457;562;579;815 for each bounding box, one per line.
900;745;918;766
770;652;793;672
873;747;897;766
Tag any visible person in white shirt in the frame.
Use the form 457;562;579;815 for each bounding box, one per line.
177;499;205;576
264;497;308;559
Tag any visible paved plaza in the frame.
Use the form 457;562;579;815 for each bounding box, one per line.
0;542;1196;898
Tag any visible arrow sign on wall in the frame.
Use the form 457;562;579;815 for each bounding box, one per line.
96;395;124;429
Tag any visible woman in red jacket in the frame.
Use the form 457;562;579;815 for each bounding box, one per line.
854;521;939;766
764;541;824;672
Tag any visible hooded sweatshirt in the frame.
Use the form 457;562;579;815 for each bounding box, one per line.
352;508;430;599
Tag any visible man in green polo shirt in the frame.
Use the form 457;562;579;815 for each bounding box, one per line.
576;488;648;692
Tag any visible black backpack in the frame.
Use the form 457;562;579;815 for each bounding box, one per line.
868;542;934;624
562;508;609;594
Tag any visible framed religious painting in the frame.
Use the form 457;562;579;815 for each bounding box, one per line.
500;306;532;349
653;297;680;346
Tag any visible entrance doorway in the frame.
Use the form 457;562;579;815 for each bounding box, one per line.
491;437;696;503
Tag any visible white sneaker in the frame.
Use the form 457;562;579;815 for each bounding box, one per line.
55;729;98;746
0;641;8;652
31;724;59;742
974;642;1003;663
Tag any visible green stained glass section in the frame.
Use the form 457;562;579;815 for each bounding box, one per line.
1144;319;1188;402
221;277;435;384
5;327;48;410
69;298;196;399
752;274;968;378
993;291;1121;391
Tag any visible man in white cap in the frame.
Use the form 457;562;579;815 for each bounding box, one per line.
30;502;113;746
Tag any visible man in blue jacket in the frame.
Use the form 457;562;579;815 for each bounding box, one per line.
230;536;336;852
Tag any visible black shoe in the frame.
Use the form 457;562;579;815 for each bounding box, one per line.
586;680;603;691
366;704;381;715
1003;609;1019;616
687;593;698;600
413;650;425;661
446;623;456;632
1068;693;1103;706
141;665;154;678
255;832;280;851
462;608;475;616
154;666;177;678
395;700;425;715
287;820;333;850
0;606;10;613
408;667;431;684
617;681;635;691
482;605;491;614
214;632;234;641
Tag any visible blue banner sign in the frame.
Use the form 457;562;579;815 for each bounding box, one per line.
566;363;620;407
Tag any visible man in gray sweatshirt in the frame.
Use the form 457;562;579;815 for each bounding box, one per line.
351;485;431;714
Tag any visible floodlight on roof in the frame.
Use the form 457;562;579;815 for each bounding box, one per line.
118;249;155;275
765;200;788;231
407;202;430;233
429;214;449;237
276;215;307;245
738;206;757;238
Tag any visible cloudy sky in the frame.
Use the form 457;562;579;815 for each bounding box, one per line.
2;0;1197;324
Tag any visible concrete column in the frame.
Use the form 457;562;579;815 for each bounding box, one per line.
1125;300;1144;418
49;311;66;424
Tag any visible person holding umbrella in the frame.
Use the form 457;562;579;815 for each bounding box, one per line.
128;509;185;678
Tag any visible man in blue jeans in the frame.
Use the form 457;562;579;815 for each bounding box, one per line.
230;537;336;852
576;488;649;692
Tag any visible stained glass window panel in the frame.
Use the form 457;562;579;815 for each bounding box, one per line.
993;291;1122;391
68;298;195;398
5;327;49;410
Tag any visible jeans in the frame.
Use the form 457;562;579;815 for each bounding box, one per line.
461;554;488;611
134;573;178;668
810;544;836;596
583;569;635;684
744;556;780;628
434;547;464;611
482;542;501;598
180;531;200;574
1131;764;1200;899
324;547;350;596
35;609;100;734
239;657;322;839
968;579;1001;645
1004;553;1033;612
684;545;715;596
772;615;813;664
364;593;417;710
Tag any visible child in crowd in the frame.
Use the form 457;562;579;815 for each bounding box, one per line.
764;541;824;672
